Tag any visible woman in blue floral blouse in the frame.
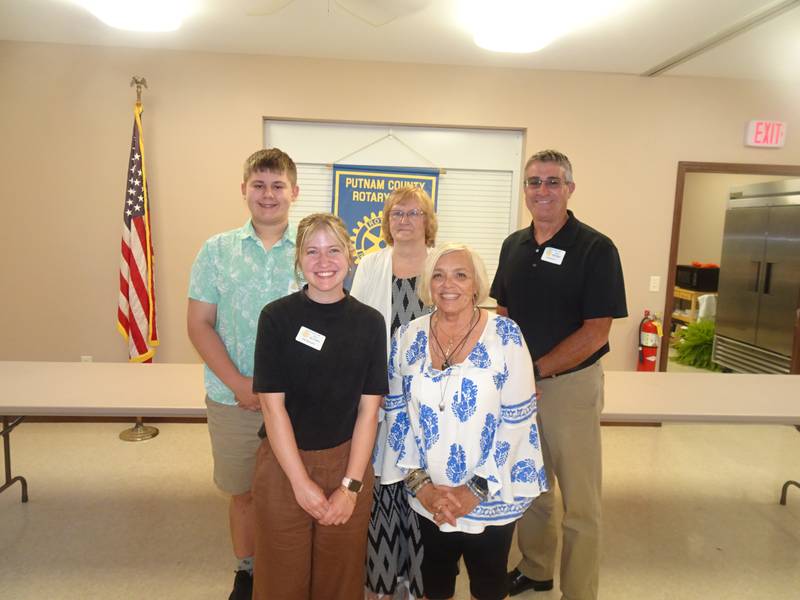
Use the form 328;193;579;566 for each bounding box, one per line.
375;243;548;600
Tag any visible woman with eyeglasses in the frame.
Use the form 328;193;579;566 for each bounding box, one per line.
351;185;438;600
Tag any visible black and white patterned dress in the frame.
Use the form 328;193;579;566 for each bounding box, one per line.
366;276;429;597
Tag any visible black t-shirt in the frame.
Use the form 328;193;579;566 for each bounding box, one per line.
253;289;388;451
490;210;627;370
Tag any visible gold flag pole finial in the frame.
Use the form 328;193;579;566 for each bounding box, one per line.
130;76;148;105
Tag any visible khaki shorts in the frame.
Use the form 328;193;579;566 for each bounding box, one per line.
205;396;264;496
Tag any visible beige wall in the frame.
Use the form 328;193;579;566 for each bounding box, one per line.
678;173;793;266
2;40;799;370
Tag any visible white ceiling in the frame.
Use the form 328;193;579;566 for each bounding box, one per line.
2;0;799;81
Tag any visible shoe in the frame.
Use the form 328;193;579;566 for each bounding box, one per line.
507;568;554;596
229;570;253;600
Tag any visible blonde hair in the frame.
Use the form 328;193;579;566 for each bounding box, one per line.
418;243;489;307
295;213;354;275
380;185;437;248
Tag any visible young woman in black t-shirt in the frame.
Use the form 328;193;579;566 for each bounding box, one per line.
251;213;388;600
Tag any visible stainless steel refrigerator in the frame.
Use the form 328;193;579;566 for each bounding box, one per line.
712;178;800;373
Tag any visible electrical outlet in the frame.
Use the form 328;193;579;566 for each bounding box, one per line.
649;275;660;292
80;355;93;363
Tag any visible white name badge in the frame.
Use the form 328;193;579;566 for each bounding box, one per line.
541;247;565;265
296;326;326;351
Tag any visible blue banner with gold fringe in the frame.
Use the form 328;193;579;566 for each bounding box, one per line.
332;164;438;263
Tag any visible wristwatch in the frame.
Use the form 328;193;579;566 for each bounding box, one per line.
341;477;364;493
466;475;490;502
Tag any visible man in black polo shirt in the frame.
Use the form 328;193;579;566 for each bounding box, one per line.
491;149;627;600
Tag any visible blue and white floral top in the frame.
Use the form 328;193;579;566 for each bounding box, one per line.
375;312;548;533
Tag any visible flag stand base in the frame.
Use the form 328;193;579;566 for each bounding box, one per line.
119;417;159;442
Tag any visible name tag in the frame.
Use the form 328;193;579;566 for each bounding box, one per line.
541;247;565;265
296;326;326;351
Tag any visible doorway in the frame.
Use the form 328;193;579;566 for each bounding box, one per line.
659;161;800;372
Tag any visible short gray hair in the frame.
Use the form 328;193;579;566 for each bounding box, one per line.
418;243;490;307
524;149;573;183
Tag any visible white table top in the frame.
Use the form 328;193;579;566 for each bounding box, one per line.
1;362;798;423
0;362;206;417
603;371;800;424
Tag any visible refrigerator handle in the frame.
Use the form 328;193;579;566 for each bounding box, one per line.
763;262;773;295
752;261;761;293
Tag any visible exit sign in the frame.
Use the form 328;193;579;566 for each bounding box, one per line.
745;120;786;148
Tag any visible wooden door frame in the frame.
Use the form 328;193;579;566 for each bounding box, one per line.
659;161;800;372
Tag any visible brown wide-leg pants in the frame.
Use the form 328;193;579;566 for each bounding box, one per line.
252;438;374;600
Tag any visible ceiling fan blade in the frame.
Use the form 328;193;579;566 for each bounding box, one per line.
243;0;295;17
335;0;431;26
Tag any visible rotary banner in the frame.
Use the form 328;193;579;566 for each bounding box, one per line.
332;164;438;263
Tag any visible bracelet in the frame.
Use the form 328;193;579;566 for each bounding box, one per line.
404;468;426;488
404;469;432;497
339;485;357;505
406;471;432;496
466;475;489;502
410;478;431;497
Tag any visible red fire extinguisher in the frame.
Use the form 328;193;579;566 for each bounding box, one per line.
637;310;662;372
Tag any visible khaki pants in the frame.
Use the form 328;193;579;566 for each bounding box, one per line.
516;362;604;600
252;438;374;600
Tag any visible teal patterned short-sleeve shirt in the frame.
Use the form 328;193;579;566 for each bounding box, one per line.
189;220;298;405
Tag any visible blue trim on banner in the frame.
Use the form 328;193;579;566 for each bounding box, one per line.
332;164;439;264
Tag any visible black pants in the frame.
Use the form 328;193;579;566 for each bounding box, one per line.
418;515;515;600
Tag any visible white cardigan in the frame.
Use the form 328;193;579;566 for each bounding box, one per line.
350;247;394;355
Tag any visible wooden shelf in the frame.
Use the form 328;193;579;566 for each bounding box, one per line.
672;311;696;324
672;287;716;325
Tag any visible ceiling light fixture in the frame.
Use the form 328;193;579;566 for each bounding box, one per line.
458;0;627;54
73;0;195;32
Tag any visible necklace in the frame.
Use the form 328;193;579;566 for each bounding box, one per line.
430;308;481;411
431;307;480;370
437;369;452;412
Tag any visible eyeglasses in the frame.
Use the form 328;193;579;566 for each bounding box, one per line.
524;177;567;189
387;209;425;221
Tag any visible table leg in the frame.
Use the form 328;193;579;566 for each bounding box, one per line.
1;416;29;502
779;480;799;505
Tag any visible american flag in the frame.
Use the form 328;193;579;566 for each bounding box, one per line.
117;103;158;362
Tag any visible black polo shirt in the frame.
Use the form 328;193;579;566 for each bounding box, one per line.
490;210;627;371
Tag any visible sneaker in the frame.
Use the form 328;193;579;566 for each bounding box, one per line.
229;570;253;600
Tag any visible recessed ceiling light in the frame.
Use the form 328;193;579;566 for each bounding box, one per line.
73;0;195;32
458;0;627;54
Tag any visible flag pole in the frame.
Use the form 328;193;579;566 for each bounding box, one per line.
120;75;159;443
120;416;160;442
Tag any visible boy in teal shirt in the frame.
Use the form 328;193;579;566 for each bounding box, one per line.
188;148;299;600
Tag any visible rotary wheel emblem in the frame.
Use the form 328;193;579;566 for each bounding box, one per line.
351;211;387;263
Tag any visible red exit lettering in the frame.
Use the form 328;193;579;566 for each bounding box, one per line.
746;120;787;148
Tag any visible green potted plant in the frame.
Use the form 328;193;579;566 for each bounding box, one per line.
671;320;721;371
